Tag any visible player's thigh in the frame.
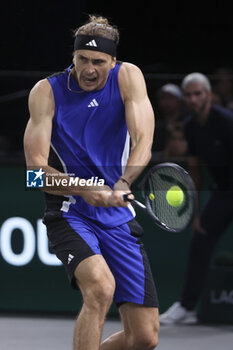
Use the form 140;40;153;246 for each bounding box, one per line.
74;254;116;303
119;303;159;345
44;213;115;304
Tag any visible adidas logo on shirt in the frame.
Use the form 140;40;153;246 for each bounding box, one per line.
86;39;97;47
88;99;99;107
68;254;74;264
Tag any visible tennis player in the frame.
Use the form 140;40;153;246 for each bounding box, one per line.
24;15;159;350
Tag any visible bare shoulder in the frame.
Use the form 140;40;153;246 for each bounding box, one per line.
29;79;55;121
119;62;144;85
29;78;53;101
118;62;147;101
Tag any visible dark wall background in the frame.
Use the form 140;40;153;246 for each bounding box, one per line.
1;1;233;72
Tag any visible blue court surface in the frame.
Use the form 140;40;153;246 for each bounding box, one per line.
0;315;232;349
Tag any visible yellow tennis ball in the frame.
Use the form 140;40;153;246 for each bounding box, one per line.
166;186;184;207
149;193;155;201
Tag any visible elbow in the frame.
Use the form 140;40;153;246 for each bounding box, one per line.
24;141;48;168
147;149;152;162
24;151;48;168
145;149;152;165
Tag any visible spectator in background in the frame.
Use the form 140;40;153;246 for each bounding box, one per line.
212;67;233;111
159;83;184;129
152;83;186;152
151;125;187;163
163;126;187;160
160;72;233;325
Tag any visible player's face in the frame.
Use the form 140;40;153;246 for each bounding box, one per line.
183;82;211;116
73;50;116;91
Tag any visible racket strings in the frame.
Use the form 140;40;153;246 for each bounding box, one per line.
146;167;194;230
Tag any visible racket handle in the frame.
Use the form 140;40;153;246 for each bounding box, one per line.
122;193;134;202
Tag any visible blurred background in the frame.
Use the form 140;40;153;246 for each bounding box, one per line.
0;0;233;322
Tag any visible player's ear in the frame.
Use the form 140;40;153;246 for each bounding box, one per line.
72;52;77;65
111;57;116;69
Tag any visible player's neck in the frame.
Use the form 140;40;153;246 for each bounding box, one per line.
71;67;79;84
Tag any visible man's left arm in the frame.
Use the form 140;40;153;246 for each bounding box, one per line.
115;62;155;191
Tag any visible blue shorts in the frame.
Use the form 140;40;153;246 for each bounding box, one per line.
43;211;159;308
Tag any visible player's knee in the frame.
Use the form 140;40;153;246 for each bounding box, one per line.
83;276;115;312
142;327;159;350
94;279;115;308
128;335;158;350
138;335;158;350
127;325;159;350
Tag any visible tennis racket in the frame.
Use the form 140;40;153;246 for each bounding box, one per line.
123;162;196;232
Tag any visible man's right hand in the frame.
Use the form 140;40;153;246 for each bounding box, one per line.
80;184;133;208
79;185;117;208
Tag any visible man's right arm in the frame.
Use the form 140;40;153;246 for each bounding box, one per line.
24;79;75;195
24;79;54;171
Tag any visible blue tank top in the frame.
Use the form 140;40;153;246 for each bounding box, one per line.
46;63;135;227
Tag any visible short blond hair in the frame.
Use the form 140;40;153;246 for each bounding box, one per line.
74;15;120;44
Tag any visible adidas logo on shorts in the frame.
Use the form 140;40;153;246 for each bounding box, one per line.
68;254;74;264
